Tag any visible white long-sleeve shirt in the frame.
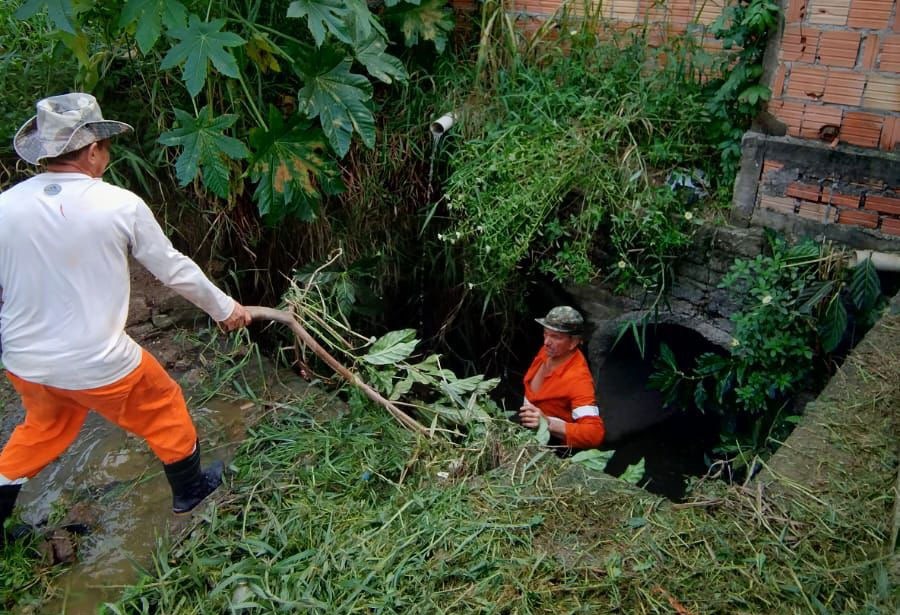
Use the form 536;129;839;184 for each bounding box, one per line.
0;172;235;389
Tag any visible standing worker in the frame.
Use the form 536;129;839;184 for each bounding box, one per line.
519;306;605;449
0;93;251;541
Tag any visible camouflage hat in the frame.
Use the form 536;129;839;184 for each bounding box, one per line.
13;93;133;165
535;306;584;335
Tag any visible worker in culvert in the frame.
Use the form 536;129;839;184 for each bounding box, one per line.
518;306;605;449
0;93;252;543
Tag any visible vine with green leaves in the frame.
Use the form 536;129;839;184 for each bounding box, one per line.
649;234;887;457
705;0;781;183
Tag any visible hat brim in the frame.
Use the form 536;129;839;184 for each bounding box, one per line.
13;116;133;165
535;317;582;335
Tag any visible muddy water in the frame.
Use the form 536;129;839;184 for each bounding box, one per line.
13;397;251;614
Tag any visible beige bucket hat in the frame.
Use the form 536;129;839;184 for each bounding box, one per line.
13;93;133;165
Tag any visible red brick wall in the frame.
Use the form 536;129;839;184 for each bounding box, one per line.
450;0;731;41
768;0;899;150
450;0;898;150
758;161;900;236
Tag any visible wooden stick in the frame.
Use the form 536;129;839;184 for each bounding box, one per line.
246;306;431;437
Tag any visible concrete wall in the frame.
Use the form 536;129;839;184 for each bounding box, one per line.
568;225;766;367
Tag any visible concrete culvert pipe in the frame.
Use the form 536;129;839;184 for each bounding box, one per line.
850;250;900;272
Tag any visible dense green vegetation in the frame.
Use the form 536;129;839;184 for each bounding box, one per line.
9;1;892;613
1;0;781;315
650;235;888;463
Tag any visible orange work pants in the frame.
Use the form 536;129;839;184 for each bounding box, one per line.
0;349;197;482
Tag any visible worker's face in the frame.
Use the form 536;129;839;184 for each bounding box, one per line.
543;328;580;359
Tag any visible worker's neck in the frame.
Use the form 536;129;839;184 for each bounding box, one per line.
45;161;97;177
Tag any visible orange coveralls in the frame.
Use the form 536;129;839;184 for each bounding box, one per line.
0;349;197;482
523;347;605;449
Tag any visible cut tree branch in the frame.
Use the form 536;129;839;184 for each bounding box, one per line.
246;306;431;437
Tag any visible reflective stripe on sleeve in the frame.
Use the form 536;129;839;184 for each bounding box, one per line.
0;473;28;487
572;405;600;419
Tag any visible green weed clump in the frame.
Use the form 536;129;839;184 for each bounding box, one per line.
434;31;715;305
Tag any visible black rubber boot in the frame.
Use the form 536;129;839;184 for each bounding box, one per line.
0;484;23;545
163;444;223;514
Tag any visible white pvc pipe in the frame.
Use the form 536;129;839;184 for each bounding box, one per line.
430;112;456;138
851;250;900;272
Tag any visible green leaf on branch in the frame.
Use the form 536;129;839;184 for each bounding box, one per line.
297;58;375;157
385;0;454;52
620;458;645;485
819;296;847;353
249;106;343;224
737;84;770;105
535;416;551;446
850;256;881;313
157;106;249;198
160;15;245;97
119;0;188;54
363;329;419;365
287;0;351;47
354;32;407;84
571;449;615;472
15;0;76;34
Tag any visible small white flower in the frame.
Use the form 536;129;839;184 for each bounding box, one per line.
477;225;484;232
730;338;740;347
570;29;579;35
467;282;474;289
455;231;462;239
617;260;627;269
437;233;444;241
485;245;492;253
684;211;694;221
762;295;773;305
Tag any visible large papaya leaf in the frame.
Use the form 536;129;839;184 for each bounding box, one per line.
15;0;77;34
344;0;386;43
286;0;351;47
384;0;453;53
118;0;187;54
157;106;249;198
297;57;374;157
354;32;407;84
160;15;245;97
249;106;342;224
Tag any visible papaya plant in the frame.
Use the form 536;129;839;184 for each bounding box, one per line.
12;0;453;225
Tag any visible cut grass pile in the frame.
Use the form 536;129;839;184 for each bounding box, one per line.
101;300;899;614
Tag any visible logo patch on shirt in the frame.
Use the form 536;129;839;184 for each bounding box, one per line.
44;184;62;196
